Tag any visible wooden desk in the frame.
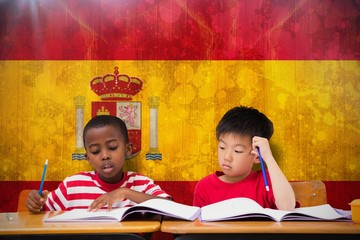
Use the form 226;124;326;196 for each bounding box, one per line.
161;219;360;234
161;219;360;240
0;212;160;236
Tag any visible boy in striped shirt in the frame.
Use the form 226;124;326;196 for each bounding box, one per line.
26;115;171;212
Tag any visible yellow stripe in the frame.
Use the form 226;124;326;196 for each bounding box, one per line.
0;60;359;181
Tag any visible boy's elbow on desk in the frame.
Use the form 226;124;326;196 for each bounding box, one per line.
276;200;296;211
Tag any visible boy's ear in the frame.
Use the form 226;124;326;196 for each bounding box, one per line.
126;143;133;157
85;153;92;164
251;150;260;164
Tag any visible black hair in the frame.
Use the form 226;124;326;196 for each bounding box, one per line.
216;106;274;140
83;115;129;148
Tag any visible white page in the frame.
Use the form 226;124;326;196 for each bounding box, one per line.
200;198;267;222
44;208;129;222
283;204;350;221
130;198;201;221
232;204;350;222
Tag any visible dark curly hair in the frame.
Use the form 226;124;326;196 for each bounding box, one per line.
83;115;129;148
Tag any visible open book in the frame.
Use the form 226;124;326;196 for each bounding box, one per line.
44;198;200;222
200;197;351;222
44;197;351;223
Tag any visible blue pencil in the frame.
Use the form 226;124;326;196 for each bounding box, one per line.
257;148;270;191
38;159;48;196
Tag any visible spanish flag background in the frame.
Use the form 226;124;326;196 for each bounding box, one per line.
0;0;359;215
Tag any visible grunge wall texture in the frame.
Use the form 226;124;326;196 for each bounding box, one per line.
0;0;359;212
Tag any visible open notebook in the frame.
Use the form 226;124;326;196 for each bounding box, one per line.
199;197;351;222
44;197;351;222
44;198;200;222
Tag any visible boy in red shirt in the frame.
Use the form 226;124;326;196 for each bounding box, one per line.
193;106;295;210
26;115;171;212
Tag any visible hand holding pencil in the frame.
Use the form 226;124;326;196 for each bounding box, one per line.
252;137;273;191
25;159;49;212
252;136;273;162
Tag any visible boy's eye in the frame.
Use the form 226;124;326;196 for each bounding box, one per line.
91;149;100;155
234;150;244;153
109;146;118;151
219;146;225;150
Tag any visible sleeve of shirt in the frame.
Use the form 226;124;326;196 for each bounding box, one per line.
44;179;69;211
137;175;172;199
145;181;172;199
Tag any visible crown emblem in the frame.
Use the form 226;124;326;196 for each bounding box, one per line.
96;106;110;115
90;67;143;100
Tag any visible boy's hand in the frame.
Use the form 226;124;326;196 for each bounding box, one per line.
88;188;128;212
25;190;49;213
252;136;273;163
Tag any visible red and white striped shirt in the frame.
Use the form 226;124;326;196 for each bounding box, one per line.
44;171;171;211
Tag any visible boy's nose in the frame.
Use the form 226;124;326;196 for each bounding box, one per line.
101;150;111;160
224;151;232;162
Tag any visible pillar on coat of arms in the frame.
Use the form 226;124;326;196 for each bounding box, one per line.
72;95;86;160
146;96;162;160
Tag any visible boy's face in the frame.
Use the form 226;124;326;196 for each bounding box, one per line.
218;132;257;182
84;125;132;184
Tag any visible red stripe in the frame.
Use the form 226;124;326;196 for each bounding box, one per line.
66;180;99;188
124;179;151;188
2;180;360;212
67;193;102;201
46;196;56;211
0;0;358;60
52;182;67;210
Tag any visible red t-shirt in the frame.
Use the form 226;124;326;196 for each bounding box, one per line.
193;170;276;208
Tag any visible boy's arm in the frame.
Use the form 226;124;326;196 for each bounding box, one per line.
88;188;171;211
264;155;296;210
253;136;296;211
